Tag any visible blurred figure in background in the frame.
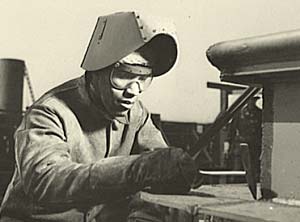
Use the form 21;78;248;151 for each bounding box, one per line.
228;96;262;182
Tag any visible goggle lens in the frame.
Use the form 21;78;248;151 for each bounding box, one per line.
110;68;153;91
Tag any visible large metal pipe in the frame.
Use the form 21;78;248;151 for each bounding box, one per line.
0;58;25;115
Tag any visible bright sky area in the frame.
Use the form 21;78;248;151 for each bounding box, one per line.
1;0;300;123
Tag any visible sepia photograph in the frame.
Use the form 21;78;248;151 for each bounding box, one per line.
1;0;300;221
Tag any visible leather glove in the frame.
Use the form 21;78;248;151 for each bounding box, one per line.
90;147;196;203
126;147;197;194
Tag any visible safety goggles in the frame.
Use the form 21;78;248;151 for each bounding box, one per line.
110;64;153;91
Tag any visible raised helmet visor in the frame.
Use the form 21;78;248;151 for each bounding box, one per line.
81;11;178;76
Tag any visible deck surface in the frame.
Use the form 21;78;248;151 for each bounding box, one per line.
140;184;300;222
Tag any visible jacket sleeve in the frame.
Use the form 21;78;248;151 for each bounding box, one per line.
135;104;169;152
15;105;140;206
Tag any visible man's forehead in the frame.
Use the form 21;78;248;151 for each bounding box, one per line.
116;51;153;75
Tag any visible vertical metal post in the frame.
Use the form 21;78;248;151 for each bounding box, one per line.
219;90;229;183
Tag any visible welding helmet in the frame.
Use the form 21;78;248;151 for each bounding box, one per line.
81;11;178;77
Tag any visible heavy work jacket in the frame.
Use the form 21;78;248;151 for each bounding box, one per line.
0;75;168;221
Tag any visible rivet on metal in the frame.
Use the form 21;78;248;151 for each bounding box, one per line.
152;29;156;33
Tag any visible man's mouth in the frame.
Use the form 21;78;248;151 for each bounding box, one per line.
118;100;134;109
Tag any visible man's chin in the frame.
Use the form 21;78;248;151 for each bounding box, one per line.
113;108;130;117
109;102;136;117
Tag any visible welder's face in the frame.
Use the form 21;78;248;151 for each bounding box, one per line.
91;67;152;117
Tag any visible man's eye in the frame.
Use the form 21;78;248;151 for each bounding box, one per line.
139;76;149;81
115;72;135;80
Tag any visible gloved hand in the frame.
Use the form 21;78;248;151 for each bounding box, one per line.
90;147;196;203
126;147;196;194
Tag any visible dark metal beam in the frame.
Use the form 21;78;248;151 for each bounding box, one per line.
207;81;247;93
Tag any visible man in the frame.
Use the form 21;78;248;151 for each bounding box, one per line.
0;12;196;222
228;96;262;181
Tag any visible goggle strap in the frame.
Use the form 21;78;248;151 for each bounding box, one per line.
115;62;152;75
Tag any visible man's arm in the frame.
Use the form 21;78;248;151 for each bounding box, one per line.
16;104;195;207
16;105;142;206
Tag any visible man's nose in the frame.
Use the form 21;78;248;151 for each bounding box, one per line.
126;82;142;96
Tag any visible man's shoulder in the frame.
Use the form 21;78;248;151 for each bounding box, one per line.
24;75;87;116
35;76;84;104
45;76;83;97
